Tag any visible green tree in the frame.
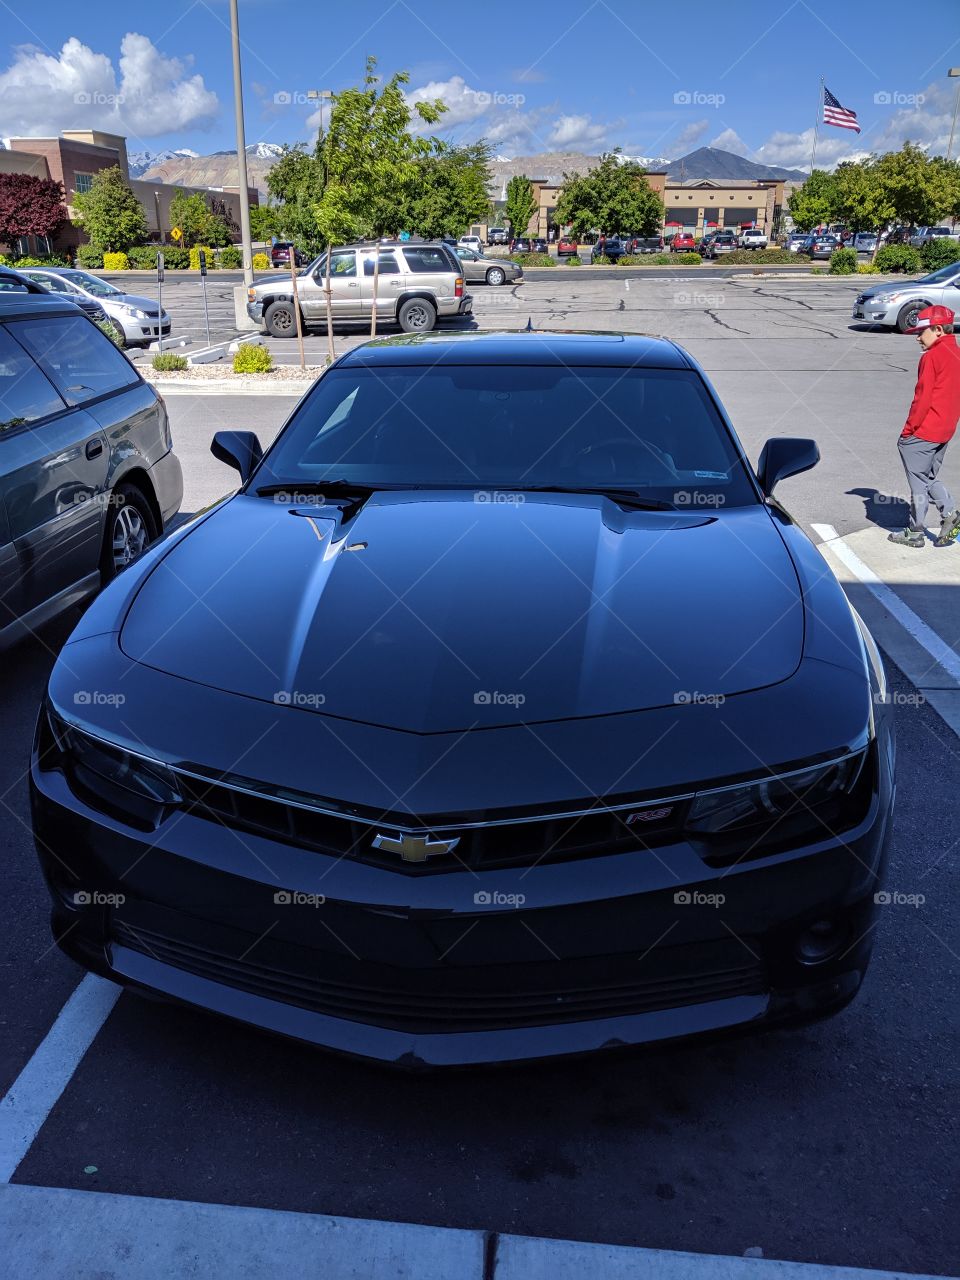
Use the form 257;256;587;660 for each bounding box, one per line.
503;175;537;237
407;141;492;239
873;141;952;230
72;166;148;253
831;160;894;234
249;204;280;242
321;56;446;335
555;152;663;238
168;190;212;247
787;169;837;231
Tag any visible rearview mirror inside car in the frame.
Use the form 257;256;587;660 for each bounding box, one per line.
211;430;264;482
756;437;820;498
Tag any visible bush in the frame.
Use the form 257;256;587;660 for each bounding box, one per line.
102;251;130;271
875;244;922;274
10;256;47;267
673;252;702;265
252;252;271;271
919;237;960;272
511;252;554;266
721;248;797;265
95;318;123;347
618;255;645;265
650;253;673;265
564;254;582;265
829;247;858;275
219;245;243;269
128;245;160;270
76;244;104;269
152;352;187;371
592;254;611;265
233;343;273;373
857;263;881;274
161;245;189;269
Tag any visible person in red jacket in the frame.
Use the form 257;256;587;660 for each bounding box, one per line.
889;304;960;548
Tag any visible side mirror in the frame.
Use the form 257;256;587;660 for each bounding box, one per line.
757;437;820;497
211;430;263;483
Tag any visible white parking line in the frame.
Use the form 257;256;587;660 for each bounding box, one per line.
811;524;960;685
0;975;120;1182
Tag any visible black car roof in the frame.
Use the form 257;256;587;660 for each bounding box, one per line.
337;331;691;369
0;292;85;318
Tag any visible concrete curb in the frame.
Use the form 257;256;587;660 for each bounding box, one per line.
1;1184;953;1280
146;377;313;396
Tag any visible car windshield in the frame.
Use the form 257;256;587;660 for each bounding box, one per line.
26;273;72;293
919;262;960;284
62;270;122;298
253;363;757;506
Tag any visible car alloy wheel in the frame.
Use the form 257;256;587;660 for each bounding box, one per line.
110;320;128;348
486;267;506;286
896;301;927;334
265;301;296;337
101;483;157;583
398;299;436;332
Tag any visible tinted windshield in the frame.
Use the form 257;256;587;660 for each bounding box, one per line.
63;270;122;298
254;364;757;506
920;262;960;284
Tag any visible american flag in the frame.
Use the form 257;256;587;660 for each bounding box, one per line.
822;86;860;133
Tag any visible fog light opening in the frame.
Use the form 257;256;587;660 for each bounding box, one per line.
796;918;849;965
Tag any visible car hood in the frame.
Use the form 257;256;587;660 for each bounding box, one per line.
119;492;803;733
111;293;162;310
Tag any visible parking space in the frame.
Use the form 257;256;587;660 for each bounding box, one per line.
4;276;960;1274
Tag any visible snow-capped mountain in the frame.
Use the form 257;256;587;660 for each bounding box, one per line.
616;153;671;169
244;142;286;160
128;148;199;178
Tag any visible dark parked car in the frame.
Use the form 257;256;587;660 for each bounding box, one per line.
510;237;532;253
32;330;893;1068
0;294;182;648
591;236;626;261
702;230;739;258
532;238;549;254
271;242;307;269
807;235;840;260
630;236;664;254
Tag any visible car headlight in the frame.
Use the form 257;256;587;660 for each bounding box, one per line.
45;705;181;826
121;305;148;319
869;293;901;305
685;749;869;845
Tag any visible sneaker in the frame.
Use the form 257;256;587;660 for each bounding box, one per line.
934;508;960;548
887;527;925;548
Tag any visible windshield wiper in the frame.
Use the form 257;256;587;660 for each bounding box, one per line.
255;480;391;497
516;486;677;511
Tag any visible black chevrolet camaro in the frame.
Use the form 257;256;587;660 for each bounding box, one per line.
31;332;895;1067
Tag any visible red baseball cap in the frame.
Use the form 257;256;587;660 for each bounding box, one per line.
906;304;955;333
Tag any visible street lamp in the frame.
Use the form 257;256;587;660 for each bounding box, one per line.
307;89;333;137
229;0;254;288
154;191;162;243
947;68;960;163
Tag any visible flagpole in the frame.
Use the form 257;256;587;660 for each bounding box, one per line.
810;76;823;173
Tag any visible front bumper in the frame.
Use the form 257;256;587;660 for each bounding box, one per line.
246;298;265;323
32;727;894;1067
852;298;897;323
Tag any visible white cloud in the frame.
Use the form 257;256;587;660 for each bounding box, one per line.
547;113;609;149
670;118;709;156
405;75;492;131
708;128;754;158
0;33;218;141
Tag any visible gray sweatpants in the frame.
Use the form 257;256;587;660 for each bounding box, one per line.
898;436;956;529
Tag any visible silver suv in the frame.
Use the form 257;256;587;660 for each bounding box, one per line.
247;241;472;337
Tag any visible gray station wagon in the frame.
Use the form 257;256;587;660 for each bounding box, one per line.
0;294;183;647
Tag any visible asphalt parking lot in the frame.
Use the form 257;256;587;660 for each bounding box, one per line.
3;274;960;1275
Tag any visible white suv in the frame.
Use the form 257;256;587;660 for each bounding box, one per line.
458;235;483;253
739;228;768;250
247;241;472;336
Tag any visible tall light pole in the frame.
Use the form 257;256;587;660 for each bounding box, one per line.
229;0;254;288
947;68;960;163
307;88;333;138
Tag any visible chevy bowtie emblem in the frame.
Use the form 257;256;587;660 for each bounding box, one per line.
372;832;461;863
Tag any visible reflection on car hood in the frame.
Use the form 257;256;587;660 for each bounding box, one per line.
120;492;803;733
111;293;162;310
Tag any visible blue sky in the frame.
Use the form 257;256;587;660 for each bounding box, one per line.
2;0;958;170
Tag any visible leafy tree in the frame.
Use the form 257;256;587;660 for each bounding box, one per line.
503;175;537;237
874;142;953;230
0;173;67;248
787;169;836;231
249;204;280;242
168;190;211;247
321;56;445;335
407;141;492;239
72;166;147;253
555;152;663;238
265;141;327;253
831;160;894;234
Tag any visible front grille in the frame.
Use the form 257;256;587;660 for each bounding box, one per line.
113;920;765;1032
174;770;688;872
